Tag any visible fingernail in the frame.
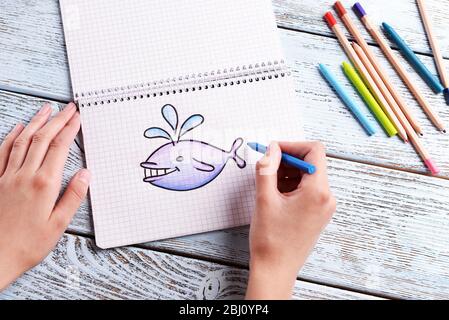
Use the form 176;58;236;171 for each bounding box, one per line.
78;169;91;185
265;144;271;157
11;123;24;133
259;142;275;168
38;104;51;115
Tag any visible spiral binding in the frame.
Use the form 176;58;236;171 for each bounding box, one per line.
76;60;290;108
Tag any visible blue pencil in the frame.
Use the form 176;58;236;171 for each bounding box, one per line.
247;142;316;175
383;22;444;94
318;64;377;136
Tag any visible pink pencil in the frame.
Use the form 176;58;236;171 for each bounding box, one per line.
325;10;439;175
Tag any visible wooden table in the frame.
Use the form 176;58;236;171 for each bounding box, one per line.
1;0;448;300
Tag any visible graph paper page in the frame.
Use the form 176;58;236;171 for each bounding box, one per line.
59;0;304;248
59;0;283;96
81;78;303;248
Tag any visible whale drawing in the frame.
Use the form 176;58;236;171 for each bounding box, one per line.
141;104;246;191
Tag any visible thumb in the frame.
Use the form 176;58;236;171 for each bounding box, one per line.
255;142;282;196
51;169;91;232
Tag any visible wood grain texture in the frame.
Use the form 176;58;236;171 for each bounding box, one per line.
1;0;448;101
0;233;381;300
1;1;448;175
1;0;449;301
272;0;449;57
2;88;449;299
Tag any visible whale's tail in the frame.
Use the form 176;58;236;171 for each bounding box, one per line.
229;138;246;169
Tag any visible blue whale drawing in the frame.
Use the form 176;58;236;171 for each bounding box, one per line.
141;105;246;191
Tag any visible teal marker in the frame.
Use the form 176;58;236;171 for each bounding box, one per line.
247;142;316;174
383;22;444;94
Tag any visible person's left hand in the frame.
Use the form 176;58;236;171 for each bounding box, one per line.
0;103;90;291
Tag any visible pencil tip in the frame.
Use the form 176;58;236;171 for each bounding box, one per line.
443;129;447;134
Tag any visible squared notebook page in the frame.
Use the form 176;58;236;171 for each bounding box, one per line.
59;0;284;96
81;77;303;248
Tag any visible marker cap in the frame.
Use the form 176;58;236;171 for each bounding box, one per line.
324;12;337;28
334;1;347;17
353;3;367;18
444;88;449;106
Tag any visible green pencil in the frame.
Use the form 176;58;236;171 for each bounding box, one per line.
342;62;397;137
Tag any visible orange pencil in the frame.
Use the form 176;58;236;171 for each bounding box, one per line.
354;2;446;133
353;42;439;175
334;1;423;136
323;12;408;142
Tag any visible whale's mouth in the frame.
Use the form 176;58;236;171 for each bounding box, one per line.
142;167;179;182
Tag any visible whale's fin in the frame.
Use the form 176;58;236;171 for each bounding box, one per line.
229;138;246;169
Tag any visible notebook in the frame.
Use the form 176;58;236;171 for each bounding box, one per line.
59;0;304;249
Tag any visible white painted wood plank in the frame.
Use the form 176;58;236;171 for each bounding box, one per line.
2;90;449;299
273;0;449;57
1;1;448;175
142;156;449;300
283;30;449;176
1;0;447;101
0;233;380;300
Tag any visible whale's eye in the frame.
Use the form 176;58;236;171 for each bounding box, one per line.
176;156;184;162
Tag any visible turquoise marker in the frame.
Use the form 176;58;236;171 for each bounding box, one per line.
247;142;316;175
318;64;377;136
383;22;444;94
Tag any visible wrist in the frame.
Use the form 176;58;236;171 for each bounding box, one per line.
0;252;25;291
246;258;298;300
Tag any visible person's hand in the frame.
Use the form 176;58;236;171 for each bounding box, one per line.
0;103;90;291
246;141;336;300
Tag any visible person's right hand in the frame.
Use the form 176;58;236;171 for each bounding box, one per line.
246;141;336;300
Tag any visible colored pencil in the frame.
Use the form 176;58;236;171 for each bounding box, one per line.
352;43;414;137
342;61;397;137
352;41;438;174
383;22;444;94
417;0;449;105
319;64;377;136
323;12;408;142
334;1;422;135
354;2;446;133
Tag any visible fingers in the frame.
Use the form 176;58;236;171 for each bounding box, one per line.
22;103;77;172
51;169;90;233
277;163;302;193
0;123;25;176
38;112;80;178
278;141;330;189
255;142;282;197
4;104;52;173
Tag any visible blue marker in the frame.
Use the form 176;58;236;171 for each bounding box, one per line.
318;64;377;136
383;22;444;94
247;142;316;175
